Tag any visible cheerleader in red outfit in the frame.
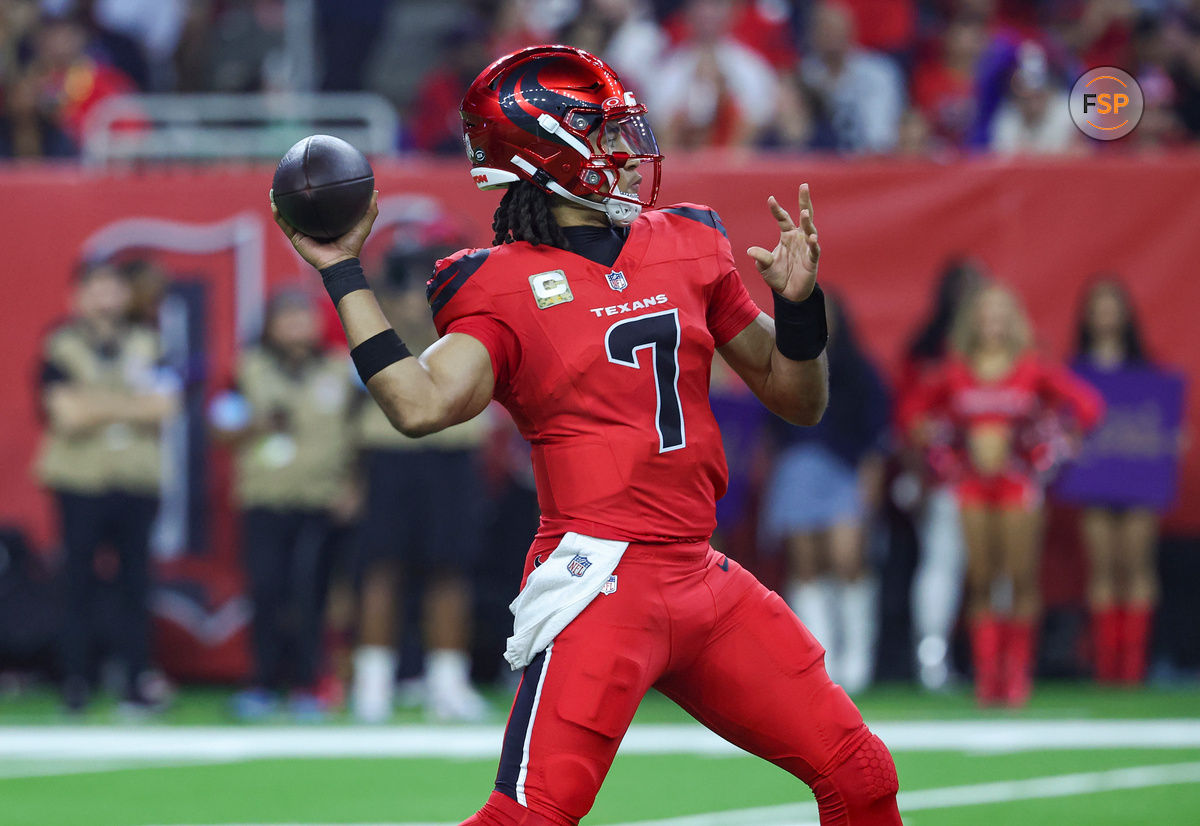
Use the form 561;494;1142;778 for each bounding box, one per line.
899;281;1103;706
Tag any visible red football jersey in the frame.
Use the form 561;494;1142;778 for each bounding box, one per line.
427;204;762;542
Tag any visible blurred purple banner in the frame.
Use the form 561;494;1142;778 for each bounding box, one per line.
1055;365;1186;511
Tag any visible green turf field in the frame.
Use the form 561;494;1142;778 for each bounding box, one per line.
2;683;1199;826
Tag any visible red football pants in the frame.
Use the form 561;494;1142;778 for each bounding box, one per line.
463;540;900;826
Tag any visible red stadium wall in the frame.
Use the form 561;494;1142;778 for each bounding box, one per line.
2;155;1199;554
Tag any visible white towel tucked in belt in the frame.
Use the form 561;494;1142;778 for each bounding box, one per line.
504;532;628;670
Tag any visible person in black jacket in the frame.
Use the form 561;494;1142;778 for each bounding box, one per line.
760;293;891;694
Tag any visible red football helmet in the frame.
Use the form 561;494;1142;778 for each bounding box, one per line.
460;45;662;226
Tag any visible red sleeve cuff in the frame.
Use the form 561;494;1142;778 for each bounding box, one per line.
707;269;763;347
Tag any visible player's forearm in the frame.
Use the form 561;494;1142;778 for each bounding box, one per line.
331;289;392;348
331;290;441;435
719;313;827;426
332;291;491;437
759;284;829;424
764;346;829;426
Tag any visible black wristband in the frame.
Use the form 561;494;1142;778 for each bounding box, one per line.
319;258;370;306
773;284;828;361
351;329;412;383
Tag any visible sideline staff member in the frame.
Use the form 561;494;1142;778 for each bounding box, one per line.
37;261;179;712
215;288;358;719
352;253;489;723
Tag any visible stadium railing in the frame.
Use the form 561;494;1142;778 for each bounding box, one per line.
80;92;399;167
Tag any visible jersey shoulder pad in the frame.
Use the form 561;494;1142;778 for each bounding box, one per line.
654;202;729;239
426;247;495;325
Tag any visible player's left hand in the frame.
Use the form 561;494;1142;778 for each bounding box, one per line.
747;183;820;302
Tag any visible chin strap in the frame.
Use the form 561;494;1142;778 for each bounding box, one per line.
510;156;642;227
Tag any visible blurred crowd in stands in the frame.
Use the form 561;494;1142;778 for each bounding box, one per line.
5;0;1200;159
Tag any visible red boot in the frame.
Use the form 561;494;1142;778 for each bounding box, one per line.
971;616;1004;706
1120;605;1154;685
1004;619;1036;708
1092;606;1123;684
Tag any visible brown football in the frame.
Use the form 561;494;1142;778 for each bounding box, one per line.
271;135;374;240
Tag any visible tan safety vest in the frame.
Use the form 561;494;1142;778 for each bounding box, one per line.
36;321;165;495
234;347;356;509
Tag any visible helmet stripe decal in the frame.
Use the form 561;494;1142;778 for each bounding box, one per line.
498;59;598;151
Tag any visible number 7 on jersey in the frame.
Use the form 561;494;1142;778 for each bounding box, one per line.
605;309;686;453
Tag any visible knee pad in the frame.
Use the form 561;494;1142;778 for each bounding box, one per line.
811;732;901;825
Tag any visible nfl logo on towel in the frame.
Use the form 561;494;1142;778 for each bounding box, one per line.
605;270;628;291
601;575;618;595
567;554;592;577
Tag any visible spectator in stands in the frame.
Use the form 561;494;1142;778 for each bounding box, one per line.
25;12;135;143
896;257;984;691
0;69;76;156
36;261;179;713
405;18;491;155
894;105;937;156
205;0;285;92
988;40;1077;155
912;14;987;151
317;0;387;92
647;0;779;149
1128;14;1189;152
0;0;39;71
213;288;358;721
559;0;666;97
1070;278;1169;684
490;0;581;58
768;71;822;150
656;0;797;71
837;0;917;64
1164;1;1200;140
1062;0;1139;70
39;0;154;89
800;0;905;154
760;294;890;695
172;0;217;93
899;281;1103;707
351;231;490;723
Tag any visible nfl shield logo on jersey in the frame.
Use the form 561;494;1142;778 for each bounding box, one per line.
605;270;628;292
601;575;618;595
567;554;592;577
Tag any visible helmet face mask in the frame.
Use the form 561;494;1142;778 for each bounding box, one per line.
461;45;664;226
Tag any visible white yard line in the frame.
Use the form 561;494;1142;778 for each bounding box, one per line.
0;758;220;779
603;761;1200;826
4;720;1200;766
137;760;1200;826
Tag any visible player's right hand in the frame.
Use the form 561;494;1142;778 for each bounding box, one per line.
270;190;379;271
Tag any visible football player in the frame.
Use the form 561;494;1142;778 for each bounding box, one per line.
273;45;900;826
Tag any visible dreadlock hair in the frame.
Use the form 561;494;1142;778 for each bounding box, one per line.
492;181;571;249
